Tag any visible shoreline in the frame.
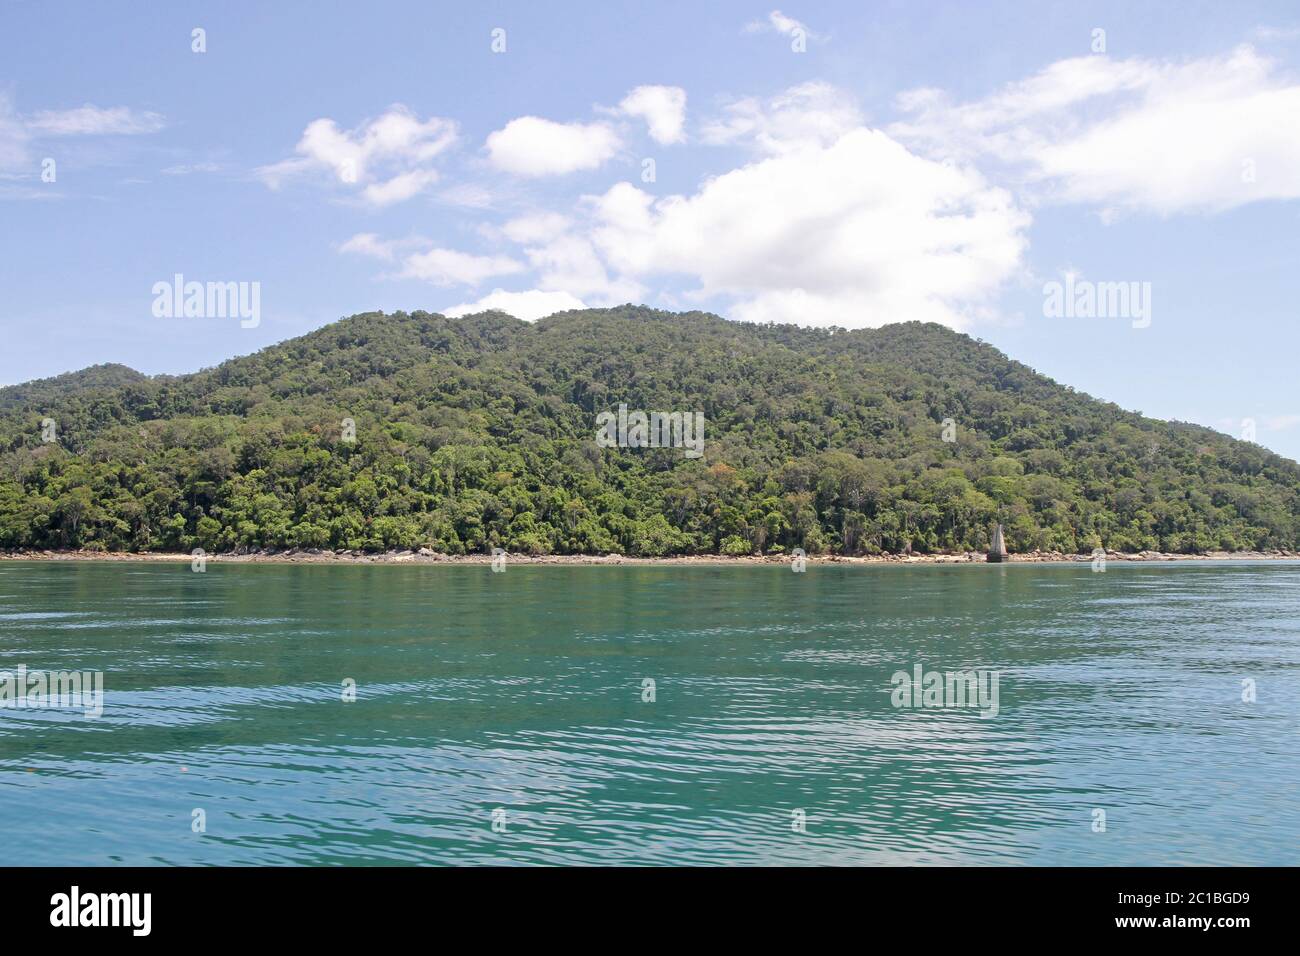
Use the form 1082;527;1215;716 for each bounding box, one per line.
3;548;1298;566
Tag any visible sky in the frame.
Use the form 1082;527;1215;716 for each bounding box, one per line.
3;1;1300;457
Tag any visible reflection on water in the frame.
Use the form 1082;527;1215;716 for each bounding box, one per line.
1;561;1297;865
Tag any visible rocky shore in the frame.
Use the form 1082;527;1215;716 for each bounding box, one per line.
3;548;1298;565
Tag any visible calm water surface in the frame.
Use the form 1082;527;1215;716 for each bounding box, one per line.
1;560;1297;865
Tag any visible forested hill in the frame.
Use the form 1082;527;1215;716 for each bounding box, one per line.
1;306;1297;556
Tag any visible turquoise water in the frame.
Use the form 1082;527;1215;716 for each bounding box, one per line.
1;560;1297;866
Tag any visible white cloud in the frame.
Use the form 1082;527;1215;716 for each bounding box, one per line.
491;213;641;304
701;82;862;155
585;113;1028;329
522;233;645;304
1252;25;1300;42
435;82;1030;329
485;116;620;176
337;232;430;261
618;86;687;145
162;161;221;176
500;212;572;244
745;10;820;42
444;288;587;322
340;231;524;289
1;96;165;176
361;168;441;207
436;183;496;208
0;96;29;170
339;81;1036;330
396;247;524;287
26;105;164;136
257;105;456;205
339;232;392;259
892;45;1300;214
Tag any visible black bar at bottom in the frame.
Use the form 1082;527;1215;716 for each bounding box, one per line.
1;866;1282;940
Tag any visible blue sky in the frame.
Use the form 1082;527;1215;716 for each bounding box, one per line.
3;1;1300;457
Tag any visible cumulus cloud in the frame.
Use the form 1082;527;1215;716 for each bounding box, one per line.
521;232;645;304
429;82;1030;328
486;212;642;304
338;81;1037;329
618;85;687;144
584;122;1028;329
338;46;1300;333
444;288;588;322
485;116;620;176
257;105;457;205
891;45;1300;213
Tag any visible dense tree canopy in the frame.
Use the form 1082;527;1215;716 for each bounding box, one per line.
1;307;1296;556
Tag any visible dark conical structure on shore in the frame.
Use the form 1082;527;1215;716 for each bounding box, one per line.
987;524;1008;563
